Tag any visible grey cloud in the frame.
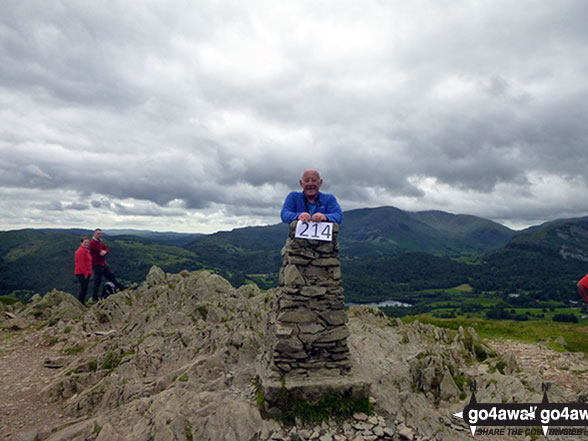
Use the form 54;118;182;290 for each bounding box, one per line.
1;1;588;230
68;202;89;211
31;201;88;211
35;201;63;211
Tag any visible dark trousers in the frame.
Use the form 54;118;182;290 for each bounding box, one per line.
92;264;124;301
76;274;91;303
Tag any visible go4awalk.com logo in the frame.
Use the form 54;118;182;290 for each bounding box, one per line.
452;382;588;437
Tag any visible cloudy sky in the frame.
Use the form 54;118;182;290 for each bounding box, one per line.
1;0;587;233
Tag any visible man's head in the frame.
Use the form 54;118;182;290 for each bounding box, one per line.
94;229;103;240
299;169;323;202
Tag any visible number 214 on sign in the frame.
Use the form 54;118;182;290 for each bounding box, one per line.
295;221;333;242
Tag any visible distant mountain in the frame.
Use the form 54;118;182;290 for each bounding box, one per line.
340;207;515;256
471;217;588;300
510;216;588;261
184;206;517;294
103;229;205;246
2;208;588;305
36;228;203;247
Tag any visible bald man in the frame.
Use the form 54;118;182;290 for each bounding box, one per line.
280;169;343;224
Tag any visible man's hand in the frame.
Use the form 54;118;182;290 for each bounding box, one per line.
311;213;327;222
100;250;108;256
297;212;311;222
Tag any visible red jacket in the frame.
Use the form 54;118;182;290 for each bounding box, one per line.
74;246;92;277
89;238;110;266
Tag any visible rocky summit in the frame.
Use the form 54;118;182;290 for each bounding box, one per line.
1;266;587;441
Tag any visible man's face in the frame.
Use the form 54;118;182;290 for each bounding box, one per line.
299;170;322;200
94;230;103;240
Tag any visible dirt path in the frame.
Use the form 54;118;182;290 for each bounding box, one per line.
0;329;70;441
487;338;588;394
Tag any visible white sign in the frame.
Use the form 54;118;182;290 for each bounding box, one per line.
295;221;333;242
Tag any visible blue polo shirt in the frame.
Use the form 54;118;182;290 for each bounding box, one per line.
280;191;343;224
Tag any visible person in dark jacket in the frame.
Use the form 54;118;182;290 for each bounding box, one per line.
74;237;92;303
89;228;125;302
280;169;343;224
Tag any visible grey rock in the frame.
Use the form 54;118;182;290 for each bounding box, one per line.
278;309;318;324
303;265;329;279
276;324;295;337
397;424;414;440
353;412;369;421
43;357;70;369
503;351;519;375
315;326;350;343
299;323;325;334
300;286;327;297
282;264;306;287
320;311;348;326
314;258;340;267
275;337;304;354
439;371;460;401
554;335;566;347
353;422;374;431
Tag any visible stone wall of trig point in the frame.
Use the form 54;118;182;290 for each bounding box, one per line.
266;221;352;378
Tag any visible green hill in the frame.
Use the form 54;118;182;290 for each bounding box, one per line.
473;217;588;300
340;207;515;256
2;208;587;307
0;230;203;299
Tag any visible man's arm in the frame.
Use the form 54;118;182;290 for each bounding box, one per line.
281;192;303;224
321;194;343;224
89;239;99;259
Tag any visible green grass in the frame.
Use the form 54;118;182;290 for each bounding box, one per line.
254;380;374;425
0;294;22;306
64;344;87;355
403;315;588;354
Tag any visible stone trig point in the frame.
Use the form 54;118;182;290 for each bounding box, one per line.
258;221;370;410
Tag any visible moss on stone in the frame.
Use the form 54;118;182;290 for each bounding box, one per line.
255;381;373;425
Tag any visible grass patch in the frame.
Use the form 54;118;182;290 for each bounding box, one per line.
254;379;374;425
0;294;22;306
137;333;154;345
46;337;59;346
64;344;86;354
194;305;208;320
102;350;135;370
184;420;193;441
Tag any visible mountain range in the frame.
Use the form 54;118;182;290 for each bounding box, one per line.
1;206;587;304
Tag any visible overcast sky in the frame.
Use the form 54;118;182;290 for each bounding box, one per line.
1;0;587;233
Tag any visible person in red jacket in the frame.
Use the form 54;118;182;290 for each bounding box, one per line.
577;273;588;313
74;237;92;303
89;228;125;302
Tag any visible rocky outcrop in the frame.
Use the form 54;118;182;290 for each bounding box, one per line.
1;267;586;441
